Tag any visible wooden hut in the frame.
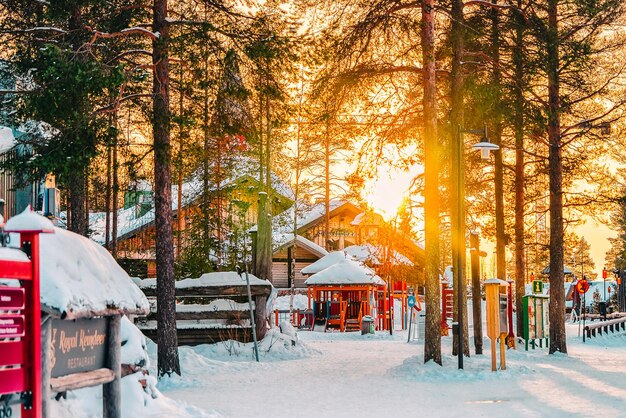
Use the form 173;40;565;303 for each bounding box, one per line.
305;259;388;332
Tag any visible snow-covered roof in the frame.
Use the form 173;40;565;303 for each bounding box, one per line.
0;126;15;154
251;199;358;234
541;265;573;275
301;251;356;275
350;211;383;226
136;271;272;290
273;233;328;258
343;244;413;267
1;209;149;319
304;259;385;286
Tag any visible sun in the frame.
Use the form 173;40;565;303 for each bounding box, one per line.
363;165;422;220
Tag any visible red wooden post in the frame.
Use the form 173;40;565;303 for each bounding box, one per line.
21;231;43;418
506;279;516;348
3;208;54;418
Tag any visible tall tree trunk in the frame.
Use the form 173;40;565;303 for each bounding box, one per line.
490;1;506;283
264;96;272;281
176;66;184;260
112;123;119;258
422;0;441;365
67;6;88;237
68;170;87;235
547;0;566;354
255;94;271;280
255;94;264;277
153;0;180;376
216;137;223;270
105;122;112;249
450;0;469;358
202;39;211;262
84;165;89;234
513;1;526;337
324;119;330;251
470;232;483;354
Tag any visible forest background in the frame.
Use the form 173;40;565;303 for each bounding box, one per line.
2;0;626;373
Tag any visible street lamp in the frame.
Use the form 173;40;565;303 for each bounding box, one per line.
454;125;499;370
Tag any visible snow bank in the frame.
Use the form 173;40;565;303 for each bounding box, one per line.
48;375;220;418
273;294;309;311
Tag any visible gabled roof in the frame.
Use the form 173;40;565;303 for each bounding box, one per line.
304;259;385;286
252;199;363;234
343;244;413;267
273;233;328;259
301;251;356;275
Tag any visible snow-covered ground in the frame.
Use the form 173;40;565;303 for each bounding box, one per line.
47;302;626;417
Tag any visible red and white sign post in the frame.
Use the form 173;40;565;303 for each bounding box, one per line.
0;226;51;418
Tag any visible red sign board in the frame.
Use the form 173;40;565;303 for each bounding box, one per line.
0;287;25;310
0;315;25;338
576;280;590;294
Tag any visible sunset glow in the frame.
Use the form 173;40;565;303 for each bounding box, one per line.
363;165;422;220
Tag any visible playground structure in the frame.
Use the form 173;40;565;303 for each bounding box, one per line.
305;259;391;332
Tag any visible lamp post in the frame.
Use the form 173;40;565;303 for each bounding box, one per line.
454;125;499;370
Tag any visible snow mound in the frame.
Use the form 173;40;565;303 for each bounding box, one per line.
121;316;150;367
2;210;149;319
273;294;309;311
49;375;220;418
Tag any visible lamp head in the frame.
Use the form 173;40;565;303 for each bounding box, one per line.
472;140;499;160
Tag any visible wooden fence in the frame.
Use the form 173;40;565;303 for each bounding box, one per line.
136;281;272;346
584;317;626;339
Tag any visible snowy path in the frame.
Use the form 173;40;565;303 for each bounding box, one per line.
159;324;626;418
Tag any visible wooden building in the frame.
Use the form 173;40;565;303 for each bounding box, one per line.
263;200;425;290
92;169;294;278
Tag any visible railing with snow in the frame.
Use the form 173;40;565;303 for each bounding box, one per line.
584;316;626;339
135;274;272;346
273;309;313;330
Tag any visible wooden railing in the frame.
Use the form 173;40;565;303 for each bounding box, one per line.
273;309;314;329
584;317;626;339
